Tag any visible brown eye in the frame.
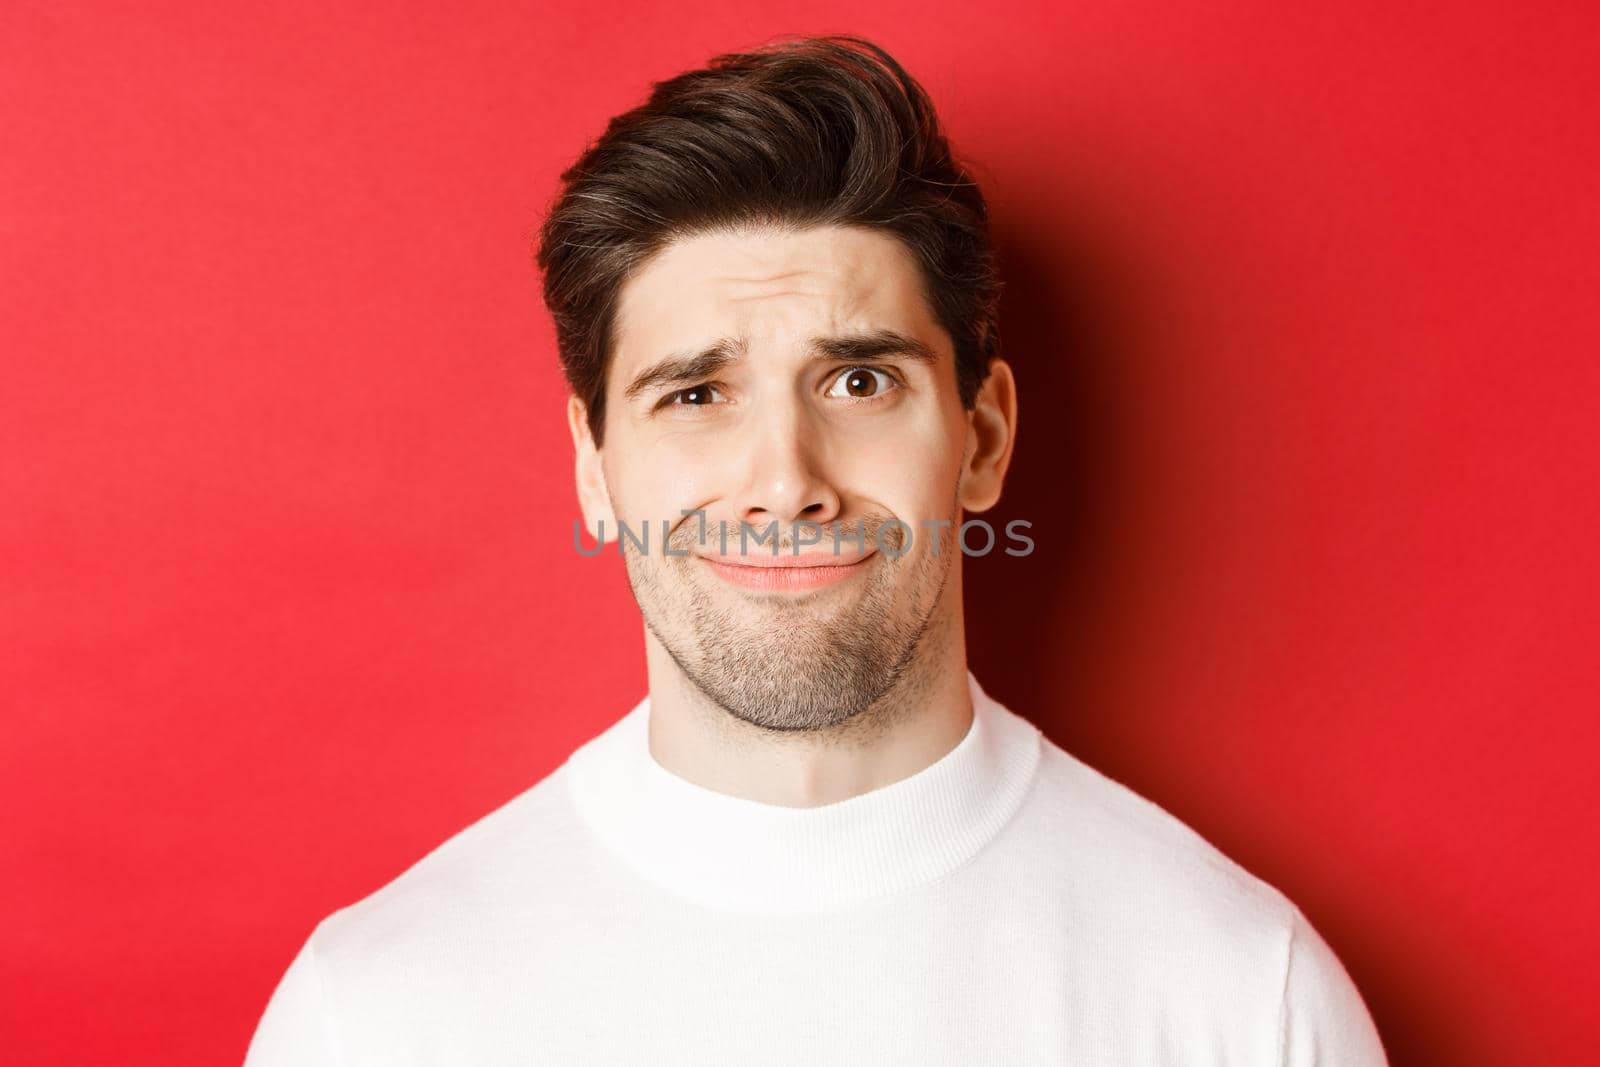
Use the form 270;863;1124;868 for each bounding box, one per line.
826;367;896;400
667;384;723;407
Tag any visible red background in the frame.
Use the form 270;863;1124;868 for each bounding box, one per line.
4;3;1596;1063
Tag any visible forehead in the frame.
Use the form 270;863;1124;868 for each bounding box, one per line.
609;224;944;371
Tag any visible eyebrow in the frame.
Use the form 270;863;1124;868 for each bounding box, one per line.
622;330;939;403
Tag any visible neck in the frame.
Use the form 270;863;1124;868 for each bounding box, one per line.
641;607;971;808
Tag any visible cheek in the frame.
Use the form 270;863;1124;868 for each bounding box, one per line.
607;436;718;522
835;412;966;510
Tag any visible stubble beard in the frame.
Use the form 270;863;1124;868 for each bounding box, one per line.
621;512;957;733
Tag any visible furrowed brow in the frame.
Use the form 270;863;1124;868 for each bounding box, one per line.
810;330;938;365
623;337;747;402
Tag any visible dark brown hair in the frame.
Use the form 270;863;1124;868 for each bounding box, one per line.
535;34;1000;447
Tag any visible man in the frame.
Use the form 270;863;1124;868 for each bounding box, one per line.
244;35;1389;1065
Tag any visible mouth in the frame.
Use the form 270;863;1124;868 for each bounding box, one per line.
695;549;878;593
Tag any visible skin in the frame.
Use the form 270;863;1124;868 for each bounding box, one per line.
568;222;1017;807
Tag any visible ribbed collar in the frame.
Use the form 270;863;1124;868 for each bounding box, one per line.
564;670;1042;914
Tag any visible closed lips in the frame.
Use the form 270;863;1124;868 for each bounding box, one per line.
695;551;875;568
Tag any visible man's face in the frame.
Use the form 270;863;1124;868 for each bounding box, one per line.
571;223;986;732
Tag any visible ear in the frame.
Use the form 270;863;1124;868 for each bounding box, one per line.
957;357;1018;513
567;394;616;543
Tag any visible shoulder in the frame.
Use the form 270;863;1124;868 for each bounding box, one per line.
1006;735;1302;971
305;751;601;975
247;754;609;1061
1037;737;1295;909
993;732;1389;1061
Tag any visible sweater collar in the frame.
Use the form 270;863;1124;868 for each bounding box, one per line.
564;669;1042;914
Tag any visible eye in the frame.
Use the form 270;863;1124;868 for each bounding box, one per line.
825;366;899;401
660;383;726;409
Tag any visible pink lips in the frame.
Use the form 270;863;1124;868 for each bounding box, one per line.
697;549;877;592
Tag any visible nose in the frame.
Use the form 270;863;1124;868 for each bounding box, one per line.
732;401;842;537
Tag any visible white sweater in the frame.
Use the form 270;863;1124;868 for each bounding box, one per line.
244;671;1388;1065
